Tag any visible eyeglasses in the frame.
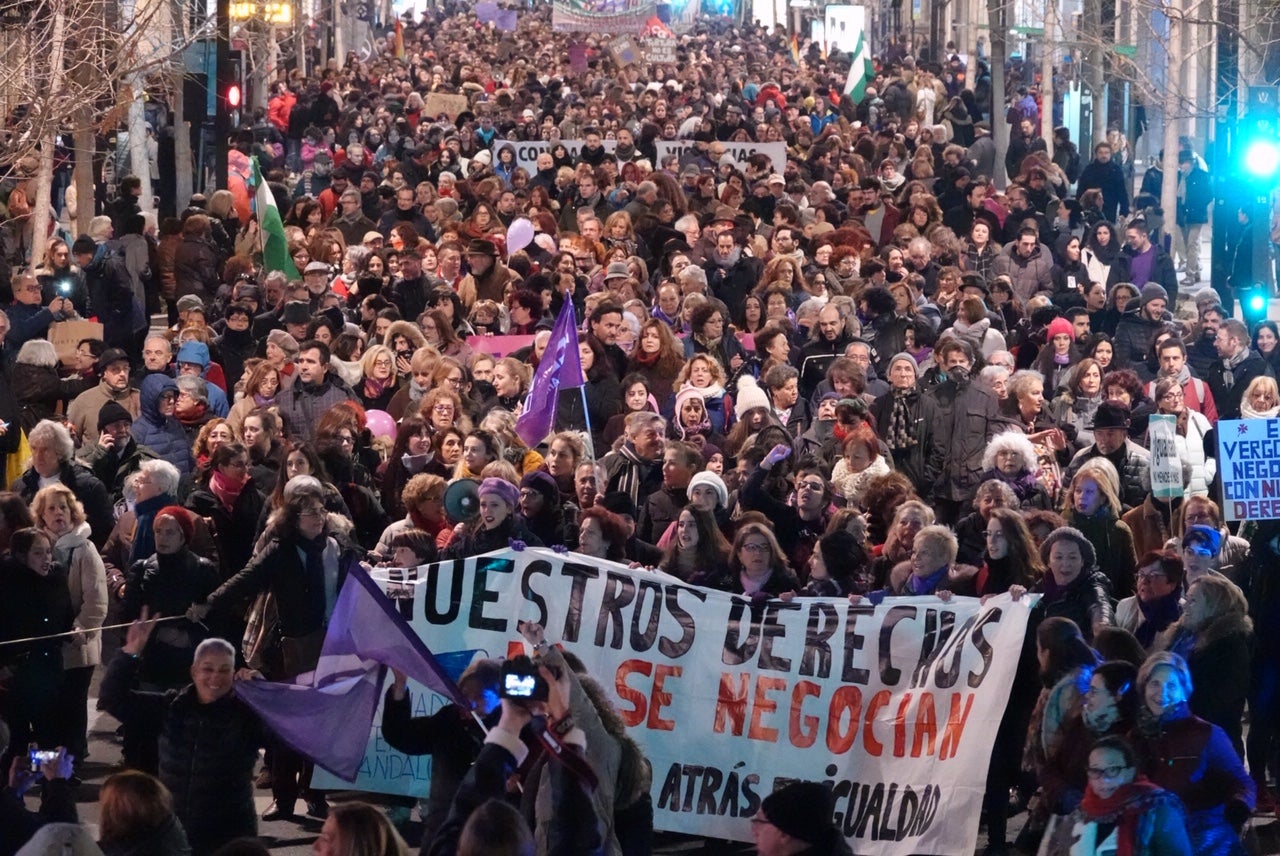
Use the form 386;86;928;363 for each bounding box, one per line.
741;542;771;553
432;405;454;414
337;435;355;446
298;508;326;519
1086;765;1129;780
797;481;825;491
1160;390;1184;401
1136;570;1167;581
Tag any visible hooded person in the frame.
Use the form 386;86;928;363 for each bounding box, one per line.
516;470;565;548
131;374;194;476
174;341;230;416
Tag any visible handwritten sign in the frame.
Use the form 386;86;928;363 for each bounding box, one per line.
1217;417;1280;520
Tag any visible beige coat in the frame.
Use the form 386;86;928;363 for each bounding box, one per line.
53;521;108;668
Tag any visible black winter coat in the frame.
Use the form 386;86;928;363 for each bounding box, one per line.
203;533;363;638
869;387;938;495
442;518;544;560
1207;349;1275;421
1033;569;1114;643
184;479;267;582
10;362;70;434
925;378;1002;504
12;460;114;548
122;550;220;688
98;655;261;855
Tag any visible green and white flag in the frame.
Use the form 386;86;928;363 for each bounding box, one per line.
252;157;299;280
844;31;875;102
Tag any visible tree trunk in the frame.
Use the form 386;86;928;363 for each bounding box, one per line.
128;80;153;212
1160;0;1182;252
989;0;1009;187
1041;0;1056;157
73;121;95;237
174;73;192;211
29;0;68;272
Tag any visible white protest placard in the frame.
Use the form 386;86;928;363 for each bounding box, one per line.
654;140;788;173
327;549;1034;854
492;139;619;174
1217;417;1280;520
1147;414;1182;500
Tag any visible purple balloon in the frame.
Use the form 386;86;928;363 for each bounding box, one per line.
365;409;397;439
506;218;535;253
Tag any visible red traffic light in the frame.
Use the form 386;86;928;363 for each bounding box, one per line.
226;83;242;109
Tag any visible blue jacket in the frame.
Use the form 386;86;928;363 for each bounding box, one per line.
174;341;229;417
132;375;193;476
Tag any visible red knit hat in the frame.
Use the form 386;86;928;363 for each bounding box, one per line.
156;505;195;542
1047;317;1075;341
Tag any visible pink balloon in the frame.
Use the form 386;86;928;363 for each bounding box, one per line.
506;218;535;253
365;409;397;439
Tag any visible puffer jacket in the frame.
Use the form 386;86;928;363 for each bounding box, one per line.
1033;568;1114;643
1066;506;1139;599
1112;309;1167;370
131;374;193;476
51;521;107;669
1065;441;1152;512
98;655;261;854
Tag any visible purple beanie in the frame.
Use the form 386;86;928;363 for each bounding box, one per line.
477;477;519;509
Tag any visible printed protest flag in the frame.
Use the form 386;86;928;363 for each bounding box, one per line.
515;299;582;448
234;567;465;780
251;157;299;281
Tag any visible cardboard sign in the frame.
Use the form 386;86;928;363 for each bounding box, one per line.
422;92;470;120
49;319;104;366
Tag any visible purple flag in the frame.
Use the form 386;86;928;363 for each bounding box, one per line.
234;567;465;781
475;1;499;22
495;9;517;30
515;300;582;448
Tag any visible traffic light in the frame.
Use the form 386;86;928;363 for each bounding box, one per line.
225;82;241;111
1242;86;1280;180
1242;281;1269;327
216;48;244;129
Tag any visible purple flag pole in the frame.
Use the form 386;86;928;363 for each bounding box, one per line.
515;299;582;448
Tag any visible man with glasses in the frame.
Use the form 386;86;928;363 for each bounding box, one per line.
330;188;376;246
1207;318;1274;421
67;347;140;448
7;272;74;354
1114;550;1185;646
741;444;831;574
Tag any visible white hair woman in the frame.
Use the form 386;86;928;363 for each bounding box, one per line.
15;420;114;544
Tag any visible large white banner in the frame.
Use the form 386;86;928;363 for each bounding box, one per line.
492;139;619;175
654;140;788;173
320;549;1033;854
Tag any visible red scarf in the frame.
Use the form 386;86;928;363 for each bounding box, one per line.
1078;779;1164;856
364;375;393;401
210;468;248;512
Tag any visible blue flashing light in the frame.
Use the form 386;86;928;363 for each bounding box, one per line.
1244;139;1280;178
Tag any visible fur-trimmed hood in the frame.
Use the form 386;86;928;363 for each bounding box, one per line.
1156;603;1252;654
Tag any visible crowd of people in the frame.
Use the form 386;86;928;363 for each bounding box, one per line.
0;1;1275;855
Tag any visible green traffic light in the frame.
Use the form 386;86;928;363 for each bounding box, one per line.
1244;139;1280;178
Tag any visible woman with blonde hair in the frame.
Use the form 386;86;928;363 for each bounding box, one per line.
484;357;532;416
479;408;544;476
32;483;106;770
1240;374;1280;419
358;344;398;410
